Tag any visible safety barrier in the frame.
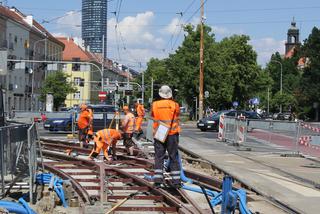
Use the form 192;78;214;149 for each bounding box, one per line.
0;122;41;204
298;123;320;152
220;116;247;145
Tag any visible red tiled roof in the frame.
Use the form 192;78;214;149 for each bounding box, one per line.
56;37;94;61
285;47;295;58
0;6;64;47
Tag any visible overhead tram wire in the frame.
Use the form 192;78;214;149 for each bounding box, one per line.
169;0;210;53
164;0;197;53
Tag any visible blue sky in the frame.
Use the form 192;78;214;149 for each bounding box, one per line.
6;0;320;68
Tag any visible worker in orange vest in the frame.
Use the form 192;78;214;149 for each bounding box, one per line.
88;128;122;161
134;100;145;137
77;104;92;148
121;105;136;156
151;85;181;188
87;105;94;143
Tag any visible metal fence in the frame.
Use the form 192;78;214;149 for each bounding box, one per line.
0;122;41;203
224;116;247;144
247;119;300;154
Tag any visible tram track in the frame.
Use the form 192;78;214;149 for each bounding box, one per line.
39;137;298;213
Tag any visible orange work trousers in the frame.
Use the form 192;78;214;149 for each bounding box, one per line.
89;140;109;159
135;117;143;131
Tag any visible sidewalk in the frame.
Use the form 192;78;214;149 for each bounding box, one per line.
180;135;320;214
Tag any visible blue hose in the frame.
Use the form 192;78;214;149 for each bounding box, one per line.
0;199;36;214
36;173;68;207
182;184;218;197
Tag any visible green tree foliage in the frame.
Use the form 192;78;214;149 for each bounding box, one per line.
299;27;320;119
144;24;267;110
40;71;77;110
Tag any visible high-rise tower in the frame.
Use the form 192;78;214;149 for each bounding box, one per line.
82;0;107;57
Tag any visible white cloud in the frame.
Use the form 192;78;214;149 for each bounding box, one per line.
250;38;285;66
54;11;81;37
163;17;182;35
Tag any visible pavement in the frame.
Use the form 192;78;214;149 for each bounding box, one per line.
180;123;320;214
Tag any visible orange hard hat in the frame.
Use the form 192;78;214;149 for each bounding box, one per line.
123;106;129;111
80;104;87;110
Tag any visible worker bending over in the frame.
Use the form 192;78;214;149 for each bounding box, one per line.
134;100;145;138
77;104;93;148
152;85;181;188
88;128;122;161
121;106;136;156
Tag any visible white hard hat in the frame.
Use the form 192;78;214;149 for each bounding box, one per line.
159;85;172;99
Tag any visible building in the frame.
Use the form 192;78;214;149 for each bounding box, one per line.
82;0;107;57
285;19;300;56
0;6;64;112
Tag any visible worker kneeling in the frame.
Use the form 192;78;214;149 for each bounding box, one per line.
88;128;123;161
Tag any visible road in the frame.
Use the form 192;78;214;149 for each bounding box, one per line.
180;122;320;214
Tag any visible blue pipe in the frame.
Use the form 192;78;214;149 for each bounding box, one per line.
0;200;36;214
36;173;68;207
234;189;252;214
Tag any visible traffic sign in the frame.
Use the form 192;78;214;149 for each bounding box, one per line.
232;101;239;107
204;91;209;98
98;91;107;101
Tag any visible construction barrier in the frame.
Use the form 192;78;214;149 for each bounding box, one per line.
298;123;320;151
218;114;225;140
220;115;247;145
0;122;42;203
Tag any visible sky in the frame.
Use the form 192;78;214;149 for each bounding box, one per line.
5;0;320;69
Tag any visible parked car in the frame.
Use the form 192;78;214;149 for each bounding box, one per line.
276;112;293;121
196;110;262;131
43;116;74;131
44;105;118;132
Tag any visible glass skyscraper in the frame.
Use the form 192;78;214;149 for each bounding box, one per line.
82;0;107;57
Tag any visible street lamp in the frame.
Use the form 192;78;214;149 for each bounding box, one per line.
271;60;283;113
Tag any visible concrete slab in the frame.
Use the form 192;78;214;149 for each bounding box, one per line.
180;135;320;214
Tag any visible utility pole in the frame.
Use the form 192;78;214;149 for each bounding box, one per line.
199;0;204;119
101;34;105;91
140;62;144;104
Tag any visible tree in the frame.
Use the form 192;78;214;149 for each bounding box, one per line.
40;71;77;110
144;24;267;110
299;27;320;120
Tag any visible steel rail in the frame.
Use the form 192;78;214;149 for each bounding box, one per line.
41;148;199;213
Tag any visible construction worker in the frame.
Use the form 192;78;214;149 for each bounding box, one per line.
87;105;94;143
77;104;92;148
151;85;181;188
121;105;136;156
134;100;145;137
88;128;122;161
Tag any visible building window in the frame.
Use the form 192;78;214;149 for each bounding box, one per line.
74;77;81;86
72;58;80;71
73;91;81;99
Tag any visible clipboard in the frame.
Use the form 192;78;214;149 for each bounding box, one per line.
154;122;170;143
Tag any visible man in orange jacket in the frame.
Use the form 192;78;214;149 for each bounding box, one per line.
77;104;92;148
121;105;135;156
87;105;94;143
151;85;181;188
134;100;145;137
88;128;122;161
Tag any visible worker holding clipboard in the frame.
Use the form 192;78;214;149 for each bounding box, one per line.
151;85;181;188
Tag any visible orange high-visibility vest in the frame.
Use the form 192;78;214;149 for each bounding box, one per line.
152;99;180;136
136;104;145;117
87;109;94;134
96;129;121;146
78;110;90;129
122;112;135;133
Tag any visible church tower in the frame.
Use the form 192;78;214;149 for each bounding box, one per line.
285;18;300;55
